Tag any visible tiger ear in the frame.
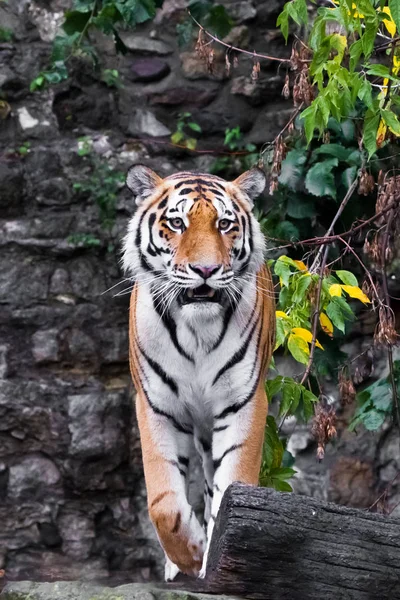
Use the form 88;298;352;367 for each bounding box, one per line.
232;167;266;207
126;164;162;205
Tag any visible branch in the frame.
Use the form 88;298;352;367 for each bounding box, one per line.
380;209;400;432
189;12;292;64
310;175;360;272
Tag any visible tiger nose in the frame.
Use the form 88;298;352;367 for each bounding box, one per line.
189;264;221;279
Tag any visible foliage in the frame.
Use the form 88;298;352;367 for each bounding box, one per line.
211;126;258;177
170;112;202;150
259;415;296;492
67;233;102;247
349;360;400;431
0;27;13;42
30;0;163;90
177;0;232;48
278;0;400;158
101;68;122;87
72;140;125;234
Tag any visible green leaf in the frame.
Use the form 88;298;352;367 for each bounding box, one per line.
361;22;378;59
269;467;297;481
366;64;400;82
349;38;363;72
292;275;311;303
363;109;380;159
389;0;400;34
286;196;315;219
381;109;400;136
188;122;202;133
206;5;233;38
305;158;338;199
300;103;317;144
326;301;345;333
271;479;293;492
278;149;306;190
274;259;292;287
63;10;91;34
266;376;284;399
341;166;357;188
287;335;309;365
277;6;289;42
313;144;351;162
336;270;358;287
279;381;301;417
358;80;373;110
362;410;386;431
263;415;284;470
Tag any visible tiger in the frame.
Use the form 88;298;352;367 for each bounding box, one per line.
123;164;275;581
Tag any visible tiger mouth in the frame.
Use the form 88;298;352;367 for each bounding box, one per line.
180;284;221;305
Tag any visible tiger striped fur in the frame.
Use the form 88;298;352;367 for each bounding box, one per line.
123;165;275;580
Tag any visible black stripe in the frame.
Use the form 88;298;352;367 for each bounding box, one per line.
215;375;259;420
138;343;178;395
174;178;225;190
179;187;195;196
238;257;251;276
212;313;260;385
213;424;229;432
241;290;258;337
210;303;235;351
169;460;187;477
246;312;265;385
136;361;192;434
177;455;189;468
206;483;214;498
158;194;169;209
152;290;194;363
248;213;254;252
200;438;211;453
214;483;221;493
238;215;247;261
213;443;243;472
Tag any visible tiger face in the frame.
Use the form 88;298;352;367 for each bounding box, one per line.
123;165;266;317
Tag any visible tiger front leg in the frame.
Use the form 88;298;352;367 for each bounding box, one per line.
136;392;206;578
199;384;268;578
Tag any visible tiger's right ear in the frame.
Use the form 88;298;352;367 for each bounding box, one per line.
126;164;162;205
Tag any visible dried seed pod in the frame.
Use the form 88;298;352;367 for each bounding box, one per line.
269;178;279;194
323;131;330;144
282;73;290;99
374;308;398;347
233;54;239;68
339;370;356;405
251;60;260;81
358;168;375;196
311;403;337;461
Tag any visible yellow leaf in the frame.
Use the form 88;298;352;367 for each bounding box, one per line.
394;56;400;76
381;6;396;37
291;328;324;350
276;311;289;319
341;285;371;304
329;284;342;297
293;260;308;271
376;119;388;147
320;313;334;337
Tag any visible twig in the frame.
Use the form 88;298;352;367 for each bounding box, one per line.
380;209;400;432
337;236;383;309
265;196;400;252
310;175;360;272
368;471;400;511
189;12;292;64
300;245;330;387
260;103;304;157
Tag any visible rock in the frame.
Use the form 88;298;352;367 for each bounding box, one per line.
219;0;257;22
223;25;250;48
31;329;59;363
58;513;95;560
0;345;9;378
180;51;228;81
8;456;61;500
66;329;98;364
149;86;218;106
0;162;24;217
130;58;170;82
328;457;376;508
119;34;173;55
67;392;128;460
0;581;237;600
127;109;171;137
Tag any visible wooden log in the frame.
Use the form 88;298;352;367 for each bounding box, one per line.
199;483;400;600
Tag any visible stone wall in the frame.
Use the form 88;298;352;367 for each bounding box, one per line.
0;0;290;585
1;0;399;589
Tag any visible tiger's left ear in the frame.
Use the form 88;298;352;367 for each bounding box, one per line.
126;164;163;206
232;167;266;207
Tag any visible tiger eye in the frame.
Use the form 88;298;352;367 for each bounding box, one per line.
219;219;231;231
169;217;184;230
